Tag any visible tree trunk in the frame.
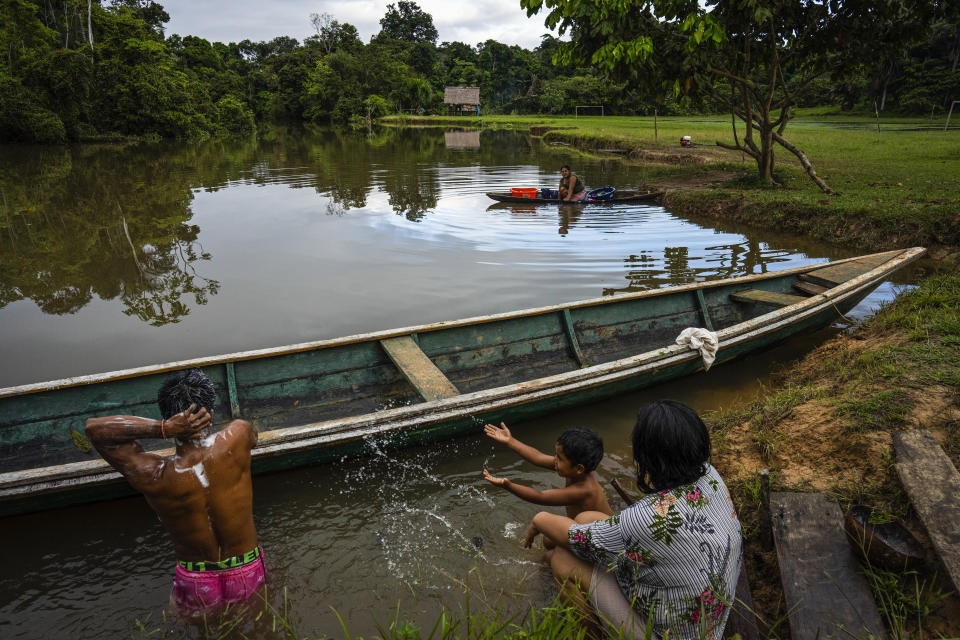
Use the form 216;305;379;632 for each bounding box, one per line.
757;128;776;185
87;0;93;49
772;131;835;194
951;23;959;72
716;99;833;192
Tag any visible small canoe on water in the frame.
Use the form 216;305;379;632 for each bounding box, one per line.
0;248;924;516
486;190;665;204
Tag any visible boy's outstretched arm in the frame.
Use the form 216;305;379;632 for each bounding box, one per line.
482;469;590;506
483;422;555;469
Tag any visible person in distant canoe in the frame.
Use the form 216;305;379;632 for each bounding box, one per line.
482;422;612;519
559;165;588;202
85;368;264;621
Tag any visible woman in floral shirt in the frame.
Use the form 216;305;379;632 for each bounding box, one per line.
524;400;742;639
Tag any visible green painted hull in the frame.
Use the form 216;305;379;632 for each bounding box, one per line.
0;248;925;517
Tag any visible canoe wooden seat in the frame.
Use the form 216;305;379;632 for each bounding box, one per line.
380;336;459;402
800;251;901;288
771;492;887;639
894;431;960;592
792;280;829;296
730;289;807;308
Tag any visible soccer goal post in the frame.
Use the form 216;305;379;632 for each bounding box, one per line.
946;101;960;131
575;105;604;118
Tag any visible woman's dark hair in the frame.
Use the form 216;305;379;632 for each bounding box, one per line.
632;400;710;493
557;427;604;472
561;164;571;171
157;368;217;419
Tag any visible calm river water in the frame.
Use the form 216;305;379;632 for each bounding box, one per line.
0;127;921;638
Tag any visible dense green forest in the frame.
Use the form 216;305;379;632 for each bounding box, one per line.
0;0;957;143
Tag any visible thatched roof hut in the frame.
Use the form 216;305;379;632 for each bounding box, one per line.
443;87;481;106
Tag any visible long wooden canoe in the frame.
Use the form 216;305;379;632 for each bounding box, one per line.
0;248;924;517
486;190;664;204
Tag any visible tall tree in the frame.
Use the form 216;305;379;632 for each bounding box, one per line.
378;1;438;44
309;12;361;54
521;0;942;193
109;0;169;35
476;40;533;106
87;0;94;48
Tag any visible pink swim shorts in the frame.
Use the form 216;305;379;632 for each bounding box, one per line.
171;546;267;616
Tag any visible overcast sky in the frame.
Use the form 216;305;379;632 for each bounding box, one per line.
161;0;557;50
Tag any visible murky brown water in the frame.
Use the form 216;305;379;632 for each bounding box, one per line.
0;126;923;638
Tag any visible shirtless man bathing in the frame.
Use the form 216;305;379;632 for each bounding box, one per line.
85;368;264;620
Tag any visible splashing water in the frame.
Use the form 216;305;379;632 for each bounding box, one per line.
321;431;542;592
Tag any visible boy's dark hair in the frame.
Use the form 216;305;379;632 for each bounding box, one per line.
557;427;604;472
632;400;710;493
157;368;217;420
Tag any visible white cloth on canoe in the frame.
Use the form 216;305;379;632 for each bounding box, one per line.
675;327;719;371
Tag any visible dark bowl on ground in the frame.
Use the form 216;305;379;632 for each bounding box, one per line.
844;505;926;571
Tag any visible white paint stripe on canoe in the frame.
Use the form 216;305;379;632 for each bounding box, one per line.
0;247;924;499
0;247;921;489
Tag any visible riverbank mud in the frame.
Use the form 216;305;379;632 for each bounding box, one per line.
708;274;960;637
663;189;960;259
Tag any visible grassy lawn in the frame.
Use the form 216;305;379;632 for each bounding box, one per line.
386;113;960;254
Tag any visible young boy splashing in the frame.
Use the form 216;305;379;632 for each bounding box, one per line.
482;422;612;518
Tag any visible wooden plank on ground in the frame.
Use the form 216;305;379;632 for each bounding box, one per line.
722;566;760;640
800;251;899;287
771;492;887;640
379;336;459;402
894;430;960;592
730;289;808;308
792;280;829;296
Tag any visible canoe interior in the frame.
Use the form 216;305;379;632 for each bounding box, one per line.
0;251;905;478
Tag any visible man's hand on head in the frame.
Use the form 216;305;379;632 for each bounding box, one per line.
164;404;212;439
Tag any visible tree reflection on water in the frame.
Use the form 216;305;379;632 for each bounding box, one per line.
0;125;676;326
118;217;219;327
0;127;455;325
0;145;219;326
604;239;798;296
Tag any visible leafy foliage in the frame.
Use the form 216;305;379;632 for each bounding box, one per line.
520;0;952;191
378;1;439;45
0;143;221;324
1;1;956;141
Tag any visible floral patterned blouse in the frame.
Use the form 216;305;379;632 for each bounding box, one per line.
568;464;742;640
